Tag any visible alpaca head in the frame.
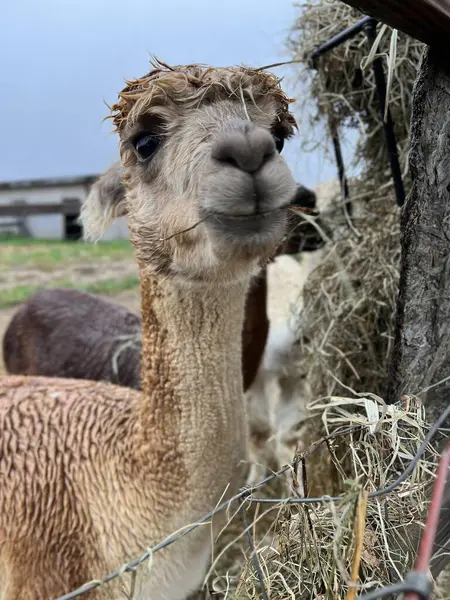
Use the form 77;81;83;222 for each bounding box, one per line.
82;60;298;285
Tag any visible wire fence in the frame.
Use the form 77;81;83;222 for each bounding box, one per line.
55;402;450;600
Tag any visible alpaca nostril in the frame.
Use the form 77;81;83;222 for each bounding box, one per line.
221;155;240;170
212;120;276;174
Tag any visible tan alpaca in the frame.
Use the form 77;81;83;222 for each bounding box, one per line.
0;60;297;600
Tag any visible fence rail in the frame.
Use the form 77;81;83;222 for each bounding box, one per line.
0;198;82;238
0;198;81;218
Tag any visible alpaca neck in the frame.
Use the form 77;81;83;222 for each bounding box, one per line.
137;270;249;498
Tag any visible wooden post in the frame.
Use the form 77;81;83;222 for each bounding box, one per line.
386;47;450;579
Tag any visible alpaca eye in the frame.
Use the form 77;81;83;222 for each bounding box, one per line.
273;133;284;154
134;134;162;161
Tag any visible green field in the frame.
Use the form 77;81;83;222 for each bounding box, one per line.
0;234;135;271
0;235;140;308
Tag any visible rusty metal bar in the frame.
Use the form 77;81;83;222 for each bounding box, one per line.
363;18;406;207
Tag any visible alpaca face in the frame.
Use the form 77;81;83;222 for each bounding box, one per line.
93;62;299;284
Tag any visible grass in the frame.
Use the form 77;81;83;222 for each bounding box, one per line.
0;275;140;309
0;235;135;271
0;235;139;308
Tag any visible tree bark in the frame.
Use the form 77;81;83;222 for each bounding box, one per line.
387;46;450;579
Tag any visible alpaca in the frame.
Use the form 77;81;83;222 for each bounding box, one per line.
85;158;324;389
2;288;143;386
2;187;322;394
0;60;299;600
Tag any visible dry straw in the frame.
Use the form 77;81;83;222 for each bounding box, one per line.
280;0;417;511
192;395;441;600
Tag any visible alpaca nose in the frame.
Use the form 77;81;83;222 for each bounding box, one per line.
212;119;276;173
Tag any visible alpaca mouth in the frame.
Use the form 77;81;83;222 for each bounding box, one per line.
211;208;281;221
204;206;287;238
206;205;287;220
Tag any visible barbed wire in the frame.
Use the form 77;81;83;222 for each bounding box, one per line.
56;402;450;600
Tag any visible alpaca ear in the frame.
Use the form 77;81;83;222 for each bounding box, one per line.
80;161;127;240
291;184;317;210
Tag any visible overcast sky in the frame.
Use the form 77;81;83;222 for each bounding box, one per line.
1;0;353;189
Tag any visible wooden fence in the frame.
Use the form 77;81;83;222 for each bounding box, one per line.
0;198;82;239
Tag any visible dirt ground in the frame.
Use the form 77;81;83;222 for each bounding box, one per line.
0;259;138;289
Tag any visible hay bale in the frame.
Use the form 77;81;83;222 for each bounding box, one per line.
287;0;424;183
297;189;400;402
253;182;401;498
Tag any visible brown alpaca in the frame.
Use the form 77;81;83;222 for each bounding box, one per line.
0;60;298;599
3;288;143;386
2;188;322;393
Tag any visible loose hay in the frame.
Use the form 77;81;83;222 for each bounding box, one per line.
287;0;424;184
197;395;440;599
111;331;142;378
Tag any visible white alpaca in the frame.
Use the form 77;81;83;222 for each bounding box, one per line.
0;60;298;600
